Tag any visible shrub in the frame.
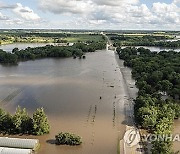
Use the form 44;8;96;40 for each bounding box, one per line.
55;132;82;146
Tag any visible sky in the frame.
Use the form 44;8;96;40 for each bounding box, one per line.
0;0;180;30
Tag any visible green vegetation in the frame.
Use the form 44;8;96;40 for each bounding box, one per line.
65;34;106;43
32;108;50;135
109;34;180;48
0;30;105;45
117;47;180;154
0;49;18;64
55;132;82;146
0;42;106;64
0;106;50;135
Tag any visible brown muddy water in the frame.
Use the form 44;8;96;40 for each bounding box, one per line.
0;49;179;154
0;50;133;154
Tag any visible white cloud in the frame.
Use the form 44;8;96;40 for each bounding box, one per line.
91;0;139;6
173;0;180;4
0;12;9;20
37;0;180;29
152;2;180;24
38;0;94;14
13;3;40;20
1;0;180;30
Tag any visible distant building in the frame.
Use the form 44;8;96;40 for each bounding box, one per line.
68;43;74;46
57;43;68;46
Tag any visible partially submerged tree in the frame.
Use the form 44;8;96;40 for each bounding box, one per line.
32;108;50;135
55;132;82;146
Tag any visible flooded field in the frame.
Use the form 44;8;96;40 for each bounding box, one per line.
0;50;135;154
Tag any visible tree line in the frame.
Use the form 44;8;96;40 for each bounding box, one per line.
117;47;180;154
0;106;50;135
122;40;180;48
111;35;180;48
0;42;106;64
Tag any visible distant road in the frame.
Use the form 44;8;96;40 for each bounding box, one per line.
101;33;113;46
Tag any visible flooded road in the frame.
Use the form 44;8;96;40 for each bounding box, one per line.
0;50;132;154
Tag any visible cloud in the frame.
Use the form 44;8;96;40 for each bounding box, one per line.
1;0;180;30
0;2;16;9
33;0;179;29
13;3;40;20
92;0;139;6
0;2;41;28
0;12;9;20
173;0;180;4
38;0;94;14
152;2;180;24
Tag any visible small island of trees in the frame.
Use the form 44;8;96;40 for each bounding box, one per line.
0;42;106;64
55;132;82;146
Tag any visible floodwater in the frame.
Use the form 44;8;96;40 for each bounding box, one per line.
0;45;179;153
0;43;57;52
0;50;135;154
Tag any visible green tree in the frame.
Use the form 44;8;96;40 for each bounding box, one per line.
155;117;173;135
151;140;172;154
0;108;7;132
2;113;14;134
12;47;19;53
13;106;32;134
55;132;82;145
13;106;23;133
158;80;173;93
137;106;158;129
32;108;50;135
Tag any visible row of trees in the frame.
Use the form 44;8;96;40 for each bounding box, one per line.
111;35;180;48
0;106;50;135
0;42;106;64
1;32;69;38
117;47;180;154
111;35;169;42
124;40;180;48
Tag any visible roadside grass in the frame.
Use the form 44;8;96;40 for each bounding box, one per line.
66;34;104;43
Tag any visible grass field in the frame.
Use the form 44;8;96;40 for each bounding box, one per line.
0;33;105;45
65;34;105;43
